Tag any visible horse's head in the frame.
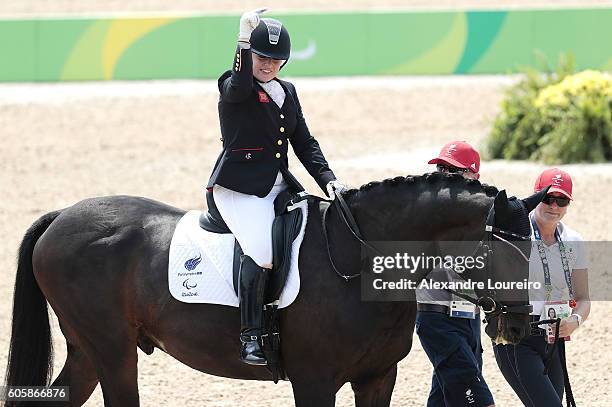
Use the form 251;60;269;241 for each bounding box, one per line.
476;187;549;344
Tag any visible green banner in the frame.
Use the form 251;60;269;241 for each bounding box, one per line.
0;8;611;82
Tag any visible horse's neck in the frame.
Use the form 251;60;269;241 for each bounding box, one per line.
348;189;492;242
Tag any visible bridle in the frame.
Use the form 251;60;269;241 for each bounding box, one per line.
444;205;533;322
322;191;534;320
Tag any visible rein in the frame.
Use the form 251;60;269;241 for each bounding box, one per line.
321;190;375;282
492;233;530;262
530;318;577;407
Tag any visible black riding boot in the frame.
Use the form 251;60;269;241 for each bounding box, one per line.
239;255;268;366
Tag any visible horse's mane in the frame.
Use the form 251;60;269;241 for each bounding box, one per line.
343;172;499;201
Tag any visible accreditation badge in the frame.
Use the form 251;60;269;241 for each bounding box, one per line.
450;300;476;319
542;300;572;343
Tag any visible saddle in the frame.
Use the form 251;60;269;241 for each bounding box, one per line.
199;188;306;382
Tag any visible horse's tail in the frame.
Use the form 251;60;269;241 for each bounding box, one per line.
4;210;62;390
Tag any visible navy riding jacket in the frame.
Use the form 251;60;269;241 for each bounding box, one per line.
207;45;336;198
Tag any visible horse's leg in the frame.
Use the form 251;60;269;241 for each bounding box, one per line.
351;364;398;407
291;378;337;407
42;283;140;406
51;343;99;406
96;343;139;406
77;328;140;407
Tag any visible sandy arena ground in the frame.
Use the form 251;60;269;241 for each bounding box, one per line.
1;75;611;406
1;1;612;406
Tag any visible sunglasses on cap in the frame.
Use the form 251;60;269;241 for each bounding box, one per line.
436;164;473;175
542;195;570;207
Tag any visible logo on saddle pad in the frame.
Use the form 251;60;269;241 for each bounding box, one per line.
184;254;202;271
182;278;197;290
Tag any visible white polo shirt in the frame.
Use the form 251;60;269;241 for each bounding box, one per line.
528;218;588;316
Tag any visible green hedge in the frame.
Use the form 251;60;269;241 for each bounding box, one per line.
487;58;612;164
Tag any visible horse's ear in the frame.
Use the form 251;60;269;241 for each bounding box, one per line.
522;185;551;213
493;190;509;217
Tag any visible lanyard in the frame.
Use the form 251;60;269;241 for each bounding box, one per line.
531;216;573;300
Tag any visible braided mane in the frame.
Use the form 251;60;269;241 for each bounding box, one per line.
343;172;499;201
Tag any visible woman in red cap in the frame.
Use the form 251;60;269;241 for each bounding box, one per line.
493;168;590;406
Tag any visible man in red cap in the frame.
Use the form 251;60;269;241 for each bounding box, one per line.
428;140;480;180
416;140;495;407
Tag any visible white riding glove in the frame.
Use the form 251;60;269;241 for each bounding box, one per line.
326;180;348;200
239;8;267;42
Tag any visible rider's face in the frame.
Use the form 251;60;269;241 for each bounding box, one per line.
252;53;283;83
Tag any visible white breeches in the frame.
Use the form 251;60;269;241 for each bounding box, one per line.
212;172;287;267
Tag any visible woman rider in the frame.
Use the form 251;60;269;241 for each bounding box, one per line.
206;9;346;366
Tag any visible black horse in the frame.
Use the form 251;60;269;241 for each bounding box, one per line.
5;173;544;406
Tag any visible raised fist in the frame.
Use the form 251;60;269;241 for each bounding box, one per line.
239;8;267;42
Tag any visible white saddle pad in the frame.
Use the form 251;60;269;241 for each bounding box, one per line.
168;201;307;308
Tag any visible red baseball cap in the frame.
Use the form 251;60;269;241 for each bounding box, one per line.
428;141;480;174
534;168;573;200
